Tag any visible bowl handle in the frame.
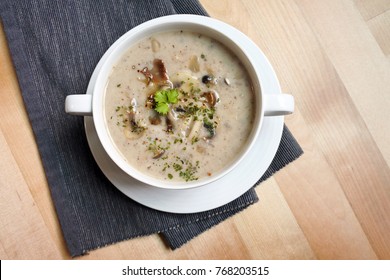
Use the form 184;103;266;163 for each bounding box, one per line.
65;94;92;116
263;93;294;116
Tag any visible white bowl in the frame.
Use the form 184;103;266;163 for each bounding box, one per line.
65;15;293;190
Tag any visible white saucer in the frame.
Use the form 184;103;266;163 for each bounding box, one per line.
84;26;284;214
85;115;283;213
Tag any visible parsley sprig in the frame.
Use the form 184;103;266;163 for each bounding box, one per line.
154;89;179;115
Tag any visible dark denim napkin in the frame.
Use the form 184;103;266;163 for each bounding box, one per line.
0;0;303;257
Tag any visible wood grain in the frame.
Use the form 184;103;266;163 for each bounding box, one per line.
368;9;390;56
354;0;390;20
1;0;389;259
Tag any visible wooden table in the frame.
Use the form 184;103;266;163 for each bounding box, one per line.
1;0;389;260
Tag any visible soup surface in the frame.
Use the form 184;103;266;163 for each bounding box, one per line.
105;30;255;182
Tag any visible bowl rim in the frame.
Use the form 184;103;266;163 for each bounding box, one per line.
92;14;266;190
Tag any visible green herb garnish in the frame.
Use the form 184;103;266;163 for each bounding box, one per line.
154;88;179;115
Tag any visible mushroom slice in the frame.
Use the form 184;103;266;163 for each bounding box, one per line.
187;119;203;141
149;111;161;125
138;67;153;85
160;80;174;91
188;55;200;72
145;93;156;109
151;59;169;84
124;120;145;139
152;149;165;159
201;75;217;85
124;98;146;139
165;117;174;133
138;59;170;86
202;90;220;107
124;129;142;140
151;38;160;52
168;107;179;120
127;98;137;116
164;108;177;133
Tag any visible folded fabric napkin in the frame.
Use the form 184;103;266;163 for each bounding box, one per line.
0;0;303;257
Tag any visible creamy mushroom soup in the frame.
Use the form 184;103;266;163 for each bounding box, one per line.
104;30;255;182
